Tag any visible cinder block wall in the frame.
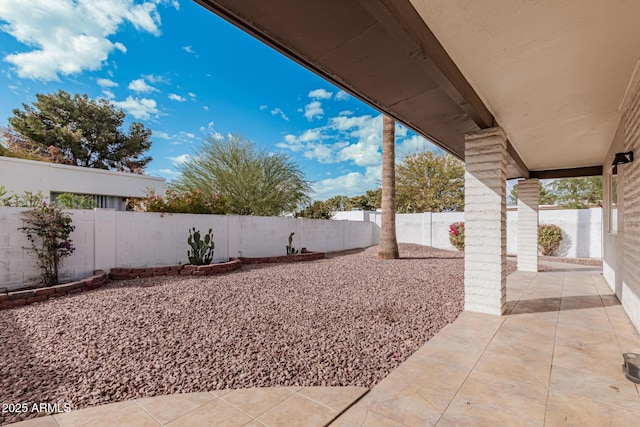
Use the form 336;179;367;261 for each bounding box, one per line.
0;209;376;290
603;76;640;331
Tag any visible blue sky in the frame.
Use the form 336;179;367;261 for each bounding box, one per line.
0;0;438;201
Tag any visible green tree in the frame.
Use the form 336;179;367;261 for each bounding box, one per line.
509;182;557;206
324;195;353;212
548;176;602;208
294;200;333;219
173;135;312;216
9;90;152;173
378;115;399;259
396;150;464;212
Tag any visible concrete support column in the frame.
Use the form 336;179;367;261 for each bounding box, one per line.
517;179;539;272
464;127;507;315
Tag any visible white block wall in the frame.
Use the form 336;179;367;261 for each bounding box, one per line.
0;208;96;287
382;209;601;258
0;208;376;290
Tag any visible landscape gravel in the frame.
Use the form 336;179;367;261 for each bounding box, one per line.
0;244;516;425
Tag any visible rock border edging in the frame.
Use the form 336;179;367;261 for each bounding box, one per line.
108;251;324;280
0;270;108;310
108;259;243;280
238;251;324;264
1;252;325;310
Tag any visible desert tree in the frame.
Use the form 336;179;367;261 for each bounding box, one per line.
172;135;312;216
9;90;152;173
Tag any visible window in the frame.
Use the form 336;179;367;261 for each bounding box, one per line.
50;192;126;210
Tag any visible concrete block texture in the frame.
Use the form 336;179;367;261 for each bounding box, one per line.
517;179;539;271
0;207;376;290
464;127;507;315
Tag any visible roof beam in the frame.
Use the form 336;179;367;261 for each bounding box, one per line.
506;141;530;179
357;0;494;129
529;166;603;179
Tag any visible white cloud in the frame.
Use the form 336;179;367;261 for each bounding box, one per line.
188;92;196;98
304;101;323;121
277;111;437;184
259;105;268;110
153;131;171;140
142;73;168;84
396;134;431;158
153;130;196;145
278;113;383;167
152;168;181;180
337;141;381;167
335;90;350;101
270;107;289;121
339;110;353;116
308;88;333;100
168;93;185;102
182;45;195;54
0;0;163;81
276;129;322;153
312;167;381;200
128;78;157;93
97;78;118;88
203;105;209;111
101;89;115;99
113;96;158;120
303;144;334;163
168;154;191;167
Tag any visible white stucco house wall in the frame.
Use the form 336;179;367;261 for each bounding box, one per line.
0;156;165;210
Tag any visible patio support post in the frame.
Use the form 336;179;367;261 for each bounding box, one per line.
517;178;539;271
464;127;507;315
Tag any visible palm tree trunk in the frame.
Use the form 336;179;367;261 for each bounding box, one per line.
378;114;399;259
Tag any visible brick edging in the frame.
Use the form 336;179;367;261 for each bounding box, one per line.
0;270;109;310
108;259;243;280
109;252;324;280
238;251;325;264
1;252;325;310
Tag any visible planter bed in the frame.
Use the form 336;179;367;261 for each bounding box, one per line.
108;259;243;280
0;270;108;310
238;250;324;264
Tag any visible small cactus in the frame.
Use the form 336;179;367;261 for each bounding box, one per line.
286;232;299;256
187;227;215;265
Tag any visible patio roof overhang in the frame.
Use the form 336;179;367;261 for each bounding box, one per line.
195;0;640;180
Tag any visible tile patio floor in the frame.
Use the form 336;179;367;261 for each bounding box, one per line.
11;263;640;426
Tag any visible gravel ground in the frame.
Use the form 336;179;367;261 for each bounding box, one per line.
1;244;516;425
540;256;603;266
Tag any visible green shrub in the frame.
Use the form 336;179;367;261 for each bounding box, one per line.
0;185;11;206
449;222;464;251
19;202;75;286
55;193;96;209
0;188;46;207
538;224;563;256
129;189;234;214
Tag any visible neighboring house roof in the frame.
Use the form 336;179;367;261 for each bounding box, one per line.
0;156;165;198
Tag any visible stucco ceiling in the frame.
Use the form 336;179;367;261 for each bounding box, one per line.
410;0;640;171
196;0;640;177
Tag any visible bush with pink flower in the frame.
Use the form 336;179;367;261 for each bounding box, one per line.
449;222;464;251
